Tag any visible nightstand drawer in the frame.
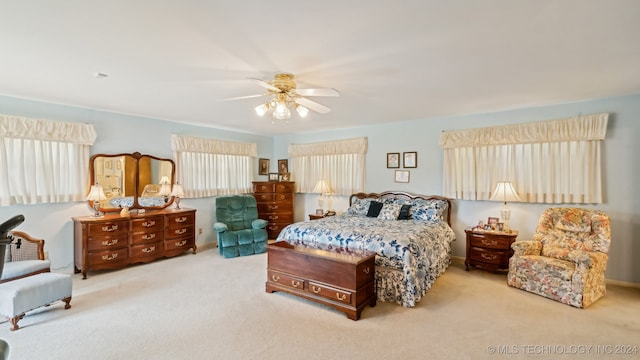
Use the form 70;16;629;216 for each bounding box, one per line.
469;235;511;250
470;247;510;265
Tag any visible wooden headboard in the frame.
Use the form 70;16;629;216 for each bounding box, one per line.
349;191;452;226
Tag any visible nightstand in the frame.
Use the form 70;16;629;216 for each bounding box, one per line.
465;229;518;273
309;214;325;220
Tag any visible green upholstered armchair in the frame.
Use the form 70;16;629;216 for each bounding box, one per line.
213;195;268;258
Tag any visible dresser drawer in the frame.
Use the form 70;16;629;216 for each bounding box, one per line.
470;247;510;265
253;183;275;193
166;212;195;227
130;241;163;260
131;216;164;232
257;203;293;214
130;230;164;245
87;220;129;236
87;233;128;251
275;182;294;193
165;237;193;251
87;247;128;266
469;234;511;250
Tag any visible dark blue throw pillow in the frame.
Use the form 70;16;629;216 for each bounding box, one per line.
366;201;383;217
397;204;412;220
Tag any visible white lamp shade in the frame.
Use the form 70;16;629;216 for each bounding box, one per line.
86;184;107;201
489;182;521;203
312;180;332;195
170;184;185;197
159;176;170;184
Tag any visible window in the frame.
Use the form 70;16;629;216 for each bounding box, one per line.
0;115;96;205
439;113;608;204
289;137;367;195
171;134;256;197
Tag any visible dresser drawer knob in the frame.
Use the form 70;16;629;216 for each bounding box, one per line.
142;234;156;240
101;225;119;232
271;275;280;282
312;285;322;293
102;253;118;261
101;239;118;246
174;228;187;235
175;240;187;247
142;246;156;253
481;253;497;260
363;267;370;274
142;220;156;227
335;293;346;301
291;280;301;288
175;216;187;223
481;239;498;246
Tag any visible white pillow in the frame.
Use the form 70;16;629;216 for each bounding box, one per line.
377;203;402;220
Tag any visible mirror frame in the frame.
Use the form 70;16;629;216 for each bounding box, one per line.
89;152;176;213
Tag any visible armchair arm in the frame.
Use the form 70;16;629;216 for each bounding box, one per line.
213;222;228;233
252;219;268;229
511;240;542;256
567;249;608;269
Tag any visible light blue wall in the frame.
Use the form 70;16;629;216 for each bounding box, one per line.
0;96;274;273
275;94;640;285
1;94;638;285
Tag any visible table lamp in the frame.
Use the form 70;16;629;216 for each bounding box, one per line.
86;184;107;217
489;181;521;230
312;179;333;213
170;183;185;209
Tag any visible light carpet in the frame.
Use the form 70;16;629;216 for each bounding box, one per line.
1;246;638;360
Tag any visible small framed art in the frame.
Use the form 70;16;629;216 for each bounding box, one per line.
387;152;400;168
269;173;279;181
403;151;417;168
394;170;410;183
278;159;288;174
259;158;270;175
279;173;291;181
487;217;499;229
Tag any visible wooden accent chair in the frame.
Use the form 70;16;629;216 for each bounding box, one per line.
507;208;611;308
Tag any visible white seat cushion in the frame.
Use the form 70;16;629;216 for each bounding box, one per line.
0;260;51;281
0;272;72;318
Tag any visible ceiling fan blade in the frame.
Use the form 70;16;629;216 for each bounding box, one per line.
249;78;281;92
219;94;268;101
295;88;340;97
294;97;332;114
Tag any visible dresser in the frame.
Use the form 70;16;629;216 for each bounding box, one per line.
252;181;295;239
266;241;376;320
72;208;196;279
465;229;518;273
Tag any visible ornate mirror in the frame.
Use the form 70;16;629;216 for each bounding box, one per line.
89;152;175;213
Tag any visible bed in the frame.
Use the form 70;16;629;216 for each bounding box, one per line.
276;191;456;307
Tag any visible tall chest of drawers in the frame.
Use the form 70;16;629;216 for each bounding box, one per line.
252;181;295;239
73;208;196;279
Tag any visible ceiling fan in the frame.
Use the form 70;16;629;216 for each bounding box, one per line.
224;73;339;120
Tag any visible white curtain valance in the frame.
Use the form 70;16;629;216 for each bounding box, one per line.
288;137;368;156
439;113;608;149
0;114;97;145
171;134;257;157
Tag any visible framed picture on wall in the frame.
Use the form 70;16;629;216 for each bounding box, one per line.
394;170;410;183
403;152;417;168
387;153;400;168
278;159;288;174
259;158;270;175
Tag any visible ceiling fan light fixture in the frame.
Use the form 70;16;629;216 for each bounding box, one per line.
255;103;269;117
296;104;309;118
273;103;291;120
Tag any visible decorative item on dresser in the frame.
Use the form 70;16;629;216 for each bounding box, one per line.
252;181;295;239
465;229;518;273
72;208;196;279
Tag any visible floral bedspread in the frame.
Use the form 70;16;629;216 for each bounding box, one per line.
276;214;456;307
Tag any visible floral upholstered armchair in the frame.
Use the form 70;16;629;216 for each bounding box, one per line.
213;195;268;258
507;207;611;308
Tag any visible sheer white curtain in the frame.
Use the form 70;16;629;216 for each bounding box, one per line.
289;137;367;195
0;114;96;205
171;134;256;197
440;113;608;204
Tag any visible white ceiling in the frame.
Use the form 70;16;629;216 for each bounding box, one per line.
1;1;639;136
